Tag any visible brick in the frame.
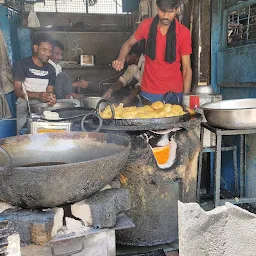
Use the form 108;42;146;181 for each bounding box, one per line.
0;202;16;214
65;217;83;230
71;188;130;228
0;210;55;245
31;220;53;246
43;208;64;238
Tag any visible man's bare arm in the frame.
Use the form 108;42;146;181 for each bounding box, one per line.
14;81;56;104
121;87;141;107
181;55;192;94
102;81;124;99
14;81;40;99
112;35;138;71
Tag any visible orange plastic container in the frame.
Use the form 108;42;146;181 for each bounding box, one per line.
152;144;170;165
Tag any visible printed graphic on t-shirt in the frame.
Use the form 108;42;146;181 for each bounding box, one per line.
29;68;49;77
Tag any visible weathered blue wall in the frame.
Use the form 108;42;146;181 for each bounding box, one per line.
211;0;256;194
219;45;256;84
0;6;22;137
0;6;21;64
212;0;256;98
17;27;31;59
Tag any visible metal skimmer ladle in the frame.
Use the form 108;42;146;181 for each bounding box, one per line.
21;83;32;118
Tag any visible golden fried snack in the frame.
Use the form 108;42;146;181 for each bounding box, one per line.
165;112;179;117
100;103;187;119
120;111;137;119
163;104;173;113
100;112;112;119
169;105;183;115
135;113;150;119
186;107;196;115
124;106;137;112
143;105;154;112
151;101;164;110
156;110;168;118
171;105;183;112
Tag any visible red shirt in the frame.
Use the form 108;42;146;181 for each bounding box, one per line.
134;18;192;94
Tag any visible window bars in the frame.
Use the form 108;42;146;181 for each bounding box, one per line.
227;4;256;46
34;0;124;14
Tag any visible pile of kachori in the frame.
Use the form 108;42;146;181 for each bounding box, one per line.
100;101;186;119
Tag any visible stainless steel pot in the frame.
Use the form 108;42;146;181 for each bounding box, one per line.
202;98;256;129
81;96;118;110
30;102;76;114
0;132;131;208
192;85;214;95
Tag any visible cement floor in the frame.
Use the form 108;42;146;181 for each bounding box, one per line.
20;201;215;256
21;241;179;256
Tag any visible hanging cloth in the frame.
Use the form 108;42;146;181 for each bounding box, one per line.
0;31;13;118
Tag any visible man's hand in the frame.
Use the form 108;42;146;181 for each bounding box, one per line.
112;59;125;71
39;92;54;102
48;94;56;106
80;80;89;88
102;88;113;99
73;80;89;88
38;92;56;106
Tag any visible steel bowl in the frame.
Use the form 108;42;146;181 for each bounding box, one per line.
81;96;118;111
192;85;214;95
202;98;256;129
30;102;76;114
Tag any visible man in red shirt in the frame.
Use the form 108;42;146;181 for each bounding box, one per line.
112;0;192;105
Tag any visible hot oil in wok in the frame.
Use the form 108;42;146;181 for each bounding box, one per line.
20;162;67;167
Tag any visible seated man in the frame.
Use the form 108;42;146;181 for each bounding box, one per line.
102;44;145;106
14;35;56;133
49;40;88;100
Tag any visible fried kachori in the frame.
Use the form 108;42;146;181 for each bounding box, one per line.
100;102;187;119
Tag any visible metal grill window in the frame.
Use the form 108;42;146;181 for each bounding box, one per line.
227;4;256;46
34;0;124;14
34;0;56;12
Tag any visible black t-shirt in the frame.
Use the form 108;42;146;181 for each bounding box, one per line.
14;57;56;91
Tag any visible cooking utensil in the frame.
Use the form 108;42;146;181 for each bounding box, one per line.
43;107;94;122
57;98;81;107
40;107;103;131
21;83;32;118
202;98;256;129
80;96;118;111
30;102;76;114
95;99;198;131
0;132;131;208
192;85;214;95
163;91;180;104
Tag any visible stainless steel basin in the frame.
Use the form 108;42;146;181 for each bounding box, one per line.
202;98;256;129
80;96;118;110
30;102;76;114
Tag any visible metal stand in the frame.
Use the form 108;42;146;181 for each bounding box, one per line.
197;122;256;207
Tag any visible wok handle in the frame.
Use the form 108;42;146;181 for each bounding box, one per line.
96;99;115;120
163;91;180;105
0;146;13;175
81;112;103;132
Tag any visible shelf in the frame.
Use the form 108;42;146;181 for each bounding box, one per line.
62;65;112;69
29;27;132;33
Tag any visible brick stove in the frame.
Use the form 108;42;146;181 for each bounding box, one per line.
0;187;133;256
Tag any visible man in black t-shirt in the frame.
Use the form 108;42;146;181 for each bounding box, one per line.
14;36;56;133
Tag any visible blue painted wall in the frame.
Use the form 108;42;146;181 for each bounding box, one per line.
17;27;32;59
211;0;256;194
0;6;23;137
0;6;21;64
